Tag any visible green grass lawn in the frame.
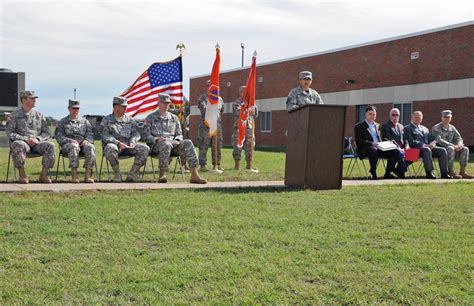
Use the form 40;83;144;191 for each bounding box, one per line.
1;183;473;303
1;141;473;183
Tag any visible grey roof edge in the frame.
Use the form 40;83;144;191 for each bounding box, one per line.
190;20;474;79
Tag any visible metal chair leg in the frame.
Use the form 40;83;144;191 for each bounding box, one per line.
6;150;12;183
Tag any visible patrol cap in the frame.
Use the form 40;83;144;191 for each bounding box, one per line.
239;85;246;93
113;96;128;107
299;71;312;80
68;99;80;108
19;90;38;99
158;93;172;103
441;110;452;117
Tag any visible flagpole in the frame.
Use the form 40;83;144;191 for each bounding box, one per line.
176;43;186;124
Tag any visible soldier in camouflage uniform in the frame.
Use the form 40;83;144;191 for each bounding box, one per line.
55;99;95;183
100;96;150;182
231;85;259;172
431;110;472;179
196;80;224;173
142;94;207;184
6;90;55;184
286;71;323;111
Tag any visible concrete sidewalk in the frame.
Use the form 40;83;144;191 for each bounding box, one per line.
0;178;472;192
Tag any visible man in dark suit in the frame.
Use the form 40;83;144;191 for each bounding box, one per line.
354;105;402;180
381;108;409;177
404;111;451;179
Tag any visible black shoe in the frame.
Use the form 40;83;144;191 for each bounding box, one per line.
384;173;397;179
370;171;378;180
441;173;453;179
425;172;437;179
395;170;406;179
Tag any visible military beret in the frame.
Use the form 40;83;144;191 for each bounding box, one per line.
19;90;38;99
158;93;171;103
441;110;452;117
113;96;128;106
68;99;80;108
239;85;246;92
299;71;313;80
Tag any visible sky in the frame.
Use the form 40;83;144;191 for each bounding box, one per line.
1;0;472;118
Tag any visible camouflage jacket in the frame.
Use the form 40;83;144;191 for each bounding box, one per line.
197;93;223;122
6;108;50;142
142;111;183;146
431;122;463;147
100;114;141;145
55;115;94;146
232;97;259;129
286;86;323;111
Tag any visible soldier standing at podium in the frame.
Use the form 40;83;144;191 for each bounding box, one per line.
286;71;323;111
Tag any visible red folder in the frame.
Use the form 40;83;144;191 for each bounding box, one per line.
404;148;420;162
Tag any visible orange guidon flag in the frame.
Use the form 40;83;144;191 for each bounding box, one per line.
204;45;221;136
237;52;257;148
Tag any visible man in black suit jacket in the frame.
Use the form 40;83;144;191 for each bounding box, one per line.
381;108;409;177
354;105;402;180
404;111;450;179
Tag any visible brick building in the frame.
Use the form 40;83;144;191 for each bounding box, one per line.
189;21;473;148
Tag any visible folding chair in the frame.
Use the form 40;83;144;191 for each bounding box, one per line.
146;150;186;182
98;150;146;182
343;137;370;179
5;141;44;183
407;157;440;178
54;150;98;182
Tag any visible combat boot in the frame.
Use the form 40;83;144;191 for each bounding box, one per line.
448;169;462;179
158;168;167;183
17;167;29;184
190;167;207;184
126;164;142;182
84;168;94;183
71;168;80;183
246;160;259;173
39;167;52;184
112;164;122;182
212;164;223;173
234;160;240;170
460;166;473;179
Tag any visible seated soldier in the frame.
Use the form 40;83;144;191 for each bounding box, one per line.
100;96;150;182
431;110;472;179
6;90;55;184
142;93;207;184
55;99;95;183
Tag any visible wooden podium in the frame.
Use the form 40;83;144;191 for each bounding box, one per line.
284;104;346;190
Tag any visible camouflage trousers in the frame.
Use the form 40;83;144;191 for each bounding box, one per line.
197;123;222;166
150;139;198;170
103;143;149;167
231;127;255;161
446;145;469;172
61;142;96;169
11;140;55;168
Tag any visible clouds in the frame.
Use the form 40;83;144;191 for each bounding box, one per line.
0;0;472;118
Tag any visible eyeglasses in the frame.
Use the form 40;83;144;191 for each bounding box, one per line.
391;114;400;116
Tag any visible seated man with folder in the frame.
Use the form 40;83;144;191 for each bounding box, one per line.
354;105;404;180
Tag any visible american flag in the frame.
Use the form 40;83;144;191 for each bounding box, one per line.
122;56;183;117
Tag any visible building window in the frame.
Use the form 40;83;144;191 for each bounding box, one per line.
393;102;412;126
356;104;368;123
260;111;271;132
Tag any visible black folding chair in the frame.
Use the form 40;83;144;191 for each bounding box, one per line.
54;150;98;182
